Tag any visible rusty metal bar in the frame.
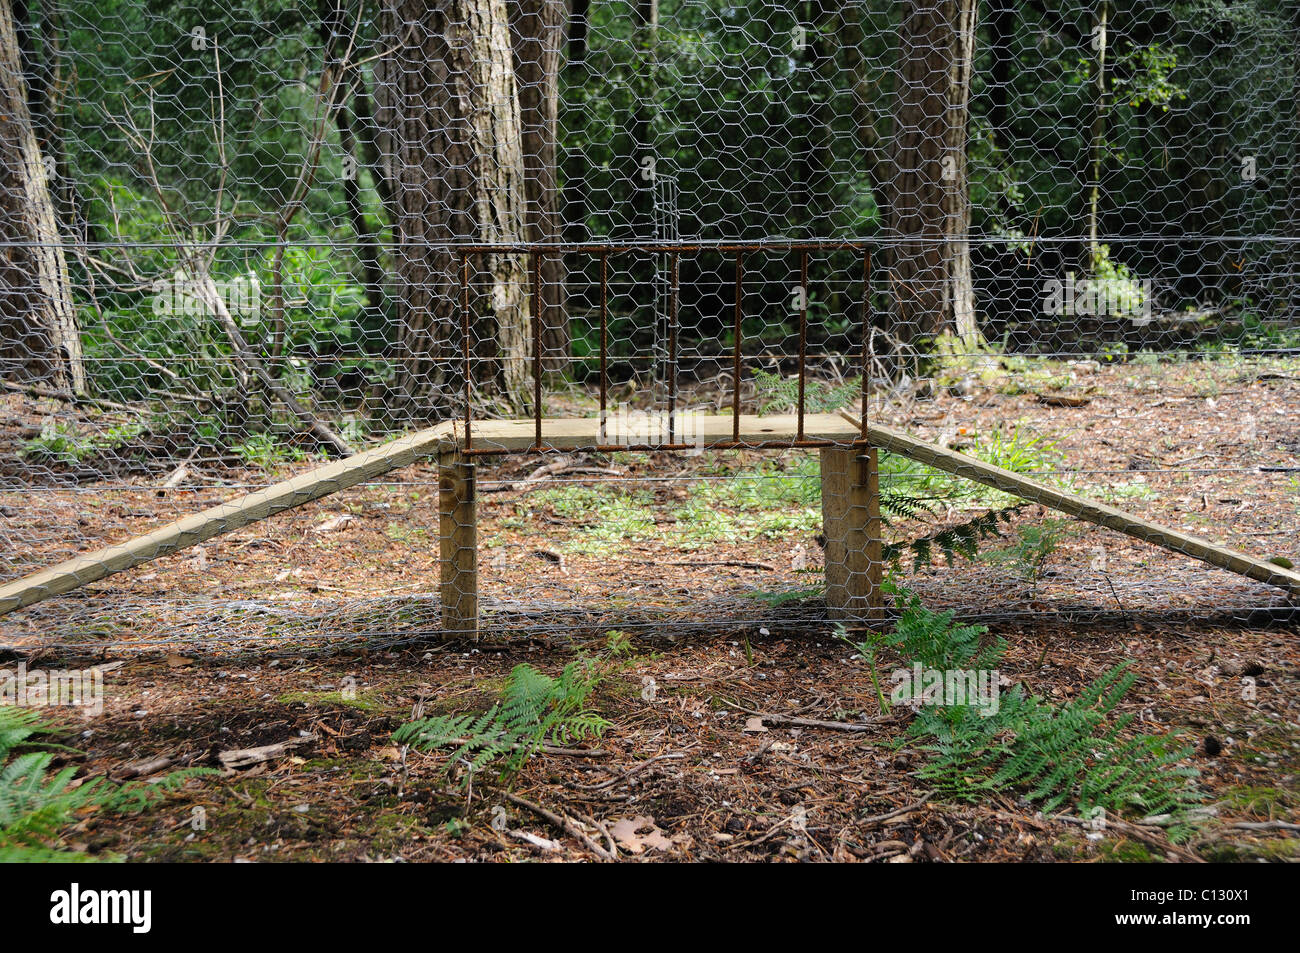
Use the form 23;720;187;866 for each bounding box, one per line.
797;249;808;442
667;251;679;444
599;250;609;439
861;249;870;444
461;253;472;451
532;250;543;451
732;250;743;442
417;240;880;256
462;438;847;458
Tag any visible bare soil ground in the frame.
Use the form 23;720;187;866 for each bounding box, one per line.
1;355;1297;861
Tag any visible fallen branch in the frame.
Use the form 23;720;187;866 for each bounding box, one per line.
860;792;934;826
217;734;314;771
433;736;608;759
193;274;353;457
725;699;898;733
1056;813;1205;864
1;379;138;413
507;829;561;851
1228;820;1300;833
115;755;174;780
504;791;616;861
643;560;777;572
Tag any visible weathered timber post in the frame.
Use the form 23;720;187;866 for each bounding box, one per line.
819;445;884;620
439;451;479;638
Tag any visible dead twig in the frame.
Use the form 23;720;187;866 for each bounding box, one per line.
217;734;314;771
1228;820;1300;833
860;792;934;826
504;791;616;861
722;699;898;733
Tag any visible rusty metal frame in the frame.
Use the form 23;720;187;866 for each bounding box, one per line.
461;240;876;457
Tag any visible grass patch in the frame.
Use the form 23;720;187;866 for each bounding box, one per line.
277;689;383;712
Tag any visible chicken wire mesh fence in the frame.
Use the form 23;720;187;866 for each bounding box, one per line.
0;0;1298;656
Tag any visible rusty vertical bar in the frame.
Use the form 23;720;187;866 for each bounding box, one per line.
860;249;871;444
668;251;679;444
532;249;543;450
599;250;609;440
461;253;472;451
797;249;808;441
732;250;743;441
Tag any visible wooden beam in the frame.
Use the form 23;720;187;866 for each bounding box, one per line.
839;411;1300;598
439;451;479;639
7;405;1292;620
820;446;884;619
454;412;859;452
0;422;456;616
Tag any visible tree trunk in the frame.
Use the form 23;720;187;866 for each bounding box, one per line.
946;0;977;345
842;3;891;213
0;0;84;393
509;0;568;372
796;0;836;240
317;2;384;318
625;0;658;241
562;0;590;245
1086;0;1109;272
1290;1;1300;316
375;0;532;418
886;0;978;348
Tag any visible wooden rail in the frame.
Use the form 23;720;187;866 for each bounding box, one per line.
0;422;455;615
2;409;1294;622
840;410;1300;598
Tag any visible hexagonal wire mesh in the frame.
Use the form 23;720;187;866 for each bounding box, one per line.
0;0;1297;656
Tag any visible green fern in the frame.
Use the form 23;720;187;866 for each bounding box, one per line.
839;589;1202;838
879;489;940;523
980;518;1070;583
882;505;1024;572
752;369;863;415
0;706;213;861
395;636;630;786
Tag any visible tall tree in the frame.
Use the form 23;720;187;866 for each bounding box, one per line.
1085;0;1109;272
0;0;84;393
887;0;978;347
375;0;531;417
509;0;568;371
795;0;836;240
318;0;384;319
625;0;658;240
1290;0;1300;315
561;0;591;246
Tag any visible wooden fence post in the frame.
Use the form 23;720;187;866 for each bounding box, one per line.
439;451;478;638
820;445;883;620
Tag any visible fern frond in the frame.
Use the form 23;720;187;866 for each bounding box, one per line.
394;650;622;787
851;588;1204;834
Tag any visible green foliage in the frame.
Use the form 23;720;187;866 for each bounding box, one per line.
751;369;862;415
20;419;147;465
966;425;1063;476
838;588;1202;836
0;706;213;862
1206;309;1300;353
232;432;311;470
1112;44;1187;111
393;634;633;787
855;585;1006;673
525;485;658;554
981;519;1071;583
877;424;1063;516
750;585;824;607
883;506;1025;573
